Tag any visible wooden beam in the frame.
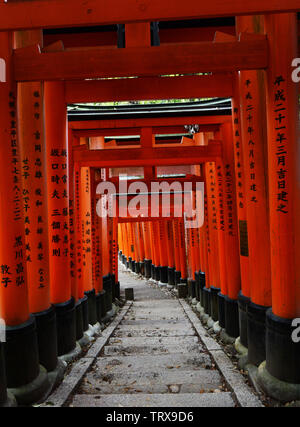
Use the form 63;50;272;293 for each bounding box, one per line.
14;39;268;82
69;115;231;131
65;74;233;103
72;125;219;138
1;0;300;30
73;142;222;167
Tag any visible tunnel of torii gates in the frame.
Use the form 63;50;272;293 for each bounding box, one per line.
0;1;299;406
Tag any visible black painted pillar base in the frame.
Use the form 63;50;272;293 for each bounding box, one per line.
80;295;89;333
0;342;7;404
144;259;152;278
34;305;58;372
203;287;211;316
115;282;121;300
154;266;160;282
131;260;136;273
139;261;145;276
175;271;181;286
190;280;196;299
135;261;141;275
98;290;107;323
128;257;132;270
122;255;126;265
224;296;239;338
151;264;155;280
199;272;206;307
210;287;220;322
265;309;300;384
103;275;113;312
119;250;122;261
180;278;187;284
238;292;250;349
85;289;98;326
194;272;200;301
247;302;269;366
75;299;84;341
110;274;116;302
160;266;168;284
4;316;40;388
54;298;76;357
218;292;226;329
168;267;175;287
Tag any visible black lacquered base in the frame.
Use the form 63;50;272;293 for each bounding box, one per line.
190;280;196;299
266;309;300;384
139;261;145;276
80;295;89;332
103;275;112;312
218;292;226;329
54;298;76;357
110;274;116;302
4;316;40;388
247;302;269;366
98;290;107;323
175;271;181;286
0;343;7;403
144;259;152;278
210;287;220;322
131;260;136;273
203;287;211;316
85;289;98;326
128;257;132;270
194;272;200;301
119;251;122;261
224;295;239;338
115;282;120;300
168;267;175;287
160;266;168;284
34;305;58;372
122;255;126;265
238;292;250;348
154;266;160;282
75;299;84;341
135;261;141;275
199;272;206;307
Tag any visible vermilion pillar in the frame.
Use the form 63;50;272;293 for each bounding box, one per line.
80;167;97;328
0;31;48;403
166;220;175;288
143;222;152;278
45;81;76;357
158;220;169;285
15;30;59;374
258;13;300;394
237;15;272;366
231;76;251;350
172;219;182;286
219;123;241;338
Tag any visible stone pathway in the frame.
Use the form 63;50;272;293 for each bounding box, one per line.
56;267;261;407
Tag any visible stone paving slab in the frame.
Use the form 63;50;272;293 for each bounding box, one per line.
103;343;203;356
109;336;199;346
71;392;236;407
95;353;212;373
114;328;195;337
80;369;223;395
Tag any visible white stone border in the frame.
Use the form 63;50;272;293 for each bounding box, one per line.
179;299;264;408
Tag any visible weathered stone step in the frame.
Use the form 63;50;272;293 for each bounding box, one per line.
71;392;235;407
103;343;203;356
95;353;212;373
109;336;199;346
113;328;195;337
80;369;223;395
121;319;191;326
